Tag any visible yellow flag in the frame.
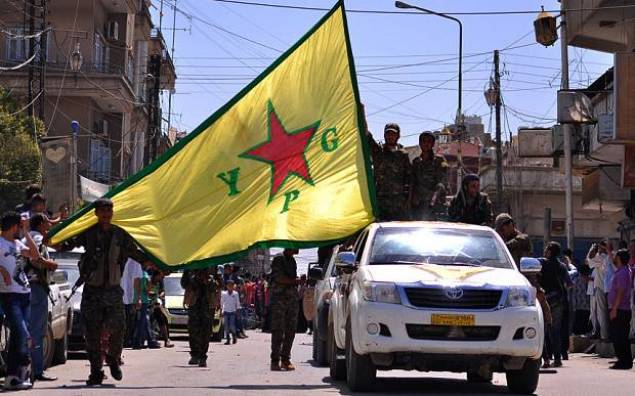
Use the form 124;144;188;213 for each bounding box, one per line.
49;2;376;269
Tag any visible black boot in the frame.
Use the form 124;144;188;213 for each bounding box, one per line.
188;357;200;365
232;334;237;344
86;370;105;386
108;361;123;381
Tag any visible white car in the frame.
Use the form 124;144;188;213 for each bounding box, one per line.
0;265;72;374
308;245;343;366
328;222;544;394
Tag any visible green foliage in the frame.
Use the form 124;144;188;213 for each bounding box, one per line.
0;89;44;213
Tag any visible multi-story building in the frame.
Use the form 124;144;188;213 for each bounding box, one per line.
0;0;176;210
562;0;635;240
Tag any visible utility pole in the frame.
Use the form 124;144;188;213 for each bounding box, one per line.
494;50;503;213
167;0;177;135
560;12;575;250
146;54;162;165
27;0;47;121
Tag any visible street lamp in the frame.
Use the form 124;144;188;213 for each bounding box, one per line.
395;1;463;126
534;6;558;47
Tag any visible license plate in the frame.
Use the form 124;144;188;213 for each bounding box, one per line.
431;314;475;326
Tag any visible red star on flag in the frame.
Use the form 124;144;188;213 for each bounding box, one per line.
242;102;320;200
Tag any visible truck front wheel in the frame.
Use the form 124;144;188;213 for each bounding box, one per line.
345;318;376;392
505;358;540;394
328;323;346;380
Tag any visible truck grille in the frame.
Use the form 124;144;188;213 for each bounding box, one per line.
404;288;502;310
167;308;188;316
406;324;500;341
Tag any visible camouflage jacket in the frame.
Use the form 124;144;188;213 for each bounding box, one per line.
181;269;219;309
367;135;411;198
448;192;494;227
61;224;146;288
410;152;448;210
505;231;533;266
271;254;297;296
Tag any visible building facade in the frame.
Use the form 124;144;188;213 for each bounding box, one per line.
0;0;176;210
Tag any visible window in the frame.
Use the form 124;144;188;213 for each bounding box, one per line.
93;33;110;72
134;40;148;100
354;231;369;264
5;27;27;61
89;138;111;182
4;27;49;62
368;227;513;269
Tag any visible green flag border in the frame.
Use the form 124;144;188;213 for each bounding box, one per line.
48;0;378;270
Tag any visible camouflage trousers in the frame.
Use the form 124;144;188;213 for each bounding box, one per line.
377;195;409;221
81;286;124;373
188;303;213;360
270;289;299;363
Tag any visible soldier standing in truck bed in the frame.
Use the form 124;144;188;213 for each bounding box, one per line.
366;123;412;221
410;131;448;221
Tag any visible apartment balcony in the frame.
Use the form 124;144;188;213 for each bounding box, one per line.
563;0;635;52
150;28;177;91
0;56;136;113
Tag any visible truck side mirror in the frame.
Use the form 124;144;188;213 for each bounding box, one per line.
519;257;542;274
335;252;357;274
308;266;324;281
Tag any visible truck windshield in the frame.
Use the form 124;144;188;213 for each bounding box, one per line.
368;227;514;269
164;277;185;296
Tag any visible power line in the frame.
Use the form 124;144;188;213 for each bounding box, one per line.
205;0;635;16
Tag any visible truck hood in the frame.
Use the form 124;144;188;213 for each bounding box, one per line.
361;264;529;288
165;295;185;309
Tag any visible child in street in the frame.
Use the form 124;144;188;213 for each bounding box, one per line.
221;279;240;345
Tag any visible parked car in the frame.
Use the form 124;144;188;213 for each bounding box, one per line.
50;248;85;351
308;245;343;366
163;273;224;341
328;222;544;394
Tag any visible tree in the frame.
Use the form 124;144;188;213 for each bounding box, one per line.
0;89;44;213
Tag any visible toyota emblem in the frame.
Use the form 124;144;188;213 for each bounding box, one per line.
445;287;464;300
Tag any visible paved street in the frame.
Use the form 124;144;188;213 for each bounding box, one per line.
14;331;633;396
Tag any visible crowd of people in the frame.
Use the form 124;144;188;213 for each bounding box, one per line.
1;123;634;391
494;212;635;370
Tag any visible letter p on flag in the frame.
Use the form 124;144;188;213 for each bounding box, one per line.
48;1;377;270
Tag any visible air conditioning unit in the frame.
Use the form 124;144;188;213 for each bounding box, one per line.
106;21;119;41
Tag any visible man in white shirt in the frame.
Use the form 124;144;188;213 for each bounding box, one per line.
221;279;240;345
0;211;41;390
23;213;59;383
587;242;610;340
120;258;143;348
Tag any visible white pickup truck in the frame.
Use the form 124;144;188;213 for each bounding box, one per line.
328;222;544;394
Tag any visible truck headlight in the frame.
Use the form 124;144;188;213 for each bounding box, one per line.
505;287;535;307
362;282;401;304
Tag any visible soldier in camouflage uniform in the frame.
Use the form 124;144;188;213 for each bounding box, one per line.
269;248;299;371
495;213;533;266
181;267;218;367
410;131;448;220
366;123;412;221
60;198;150;386
448;174;494;226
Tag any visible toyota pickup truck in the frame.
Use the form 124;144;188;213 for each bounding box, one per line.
328;222;544;394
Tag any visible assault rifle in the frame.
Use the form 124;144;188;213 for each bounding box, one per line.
65;254;97;302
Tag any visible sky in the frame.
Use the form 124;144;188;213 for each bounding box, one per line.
155;0;613;146
151;0;614;267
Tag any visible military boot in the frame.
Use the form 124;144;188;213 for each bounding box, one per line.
86;370;105;386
